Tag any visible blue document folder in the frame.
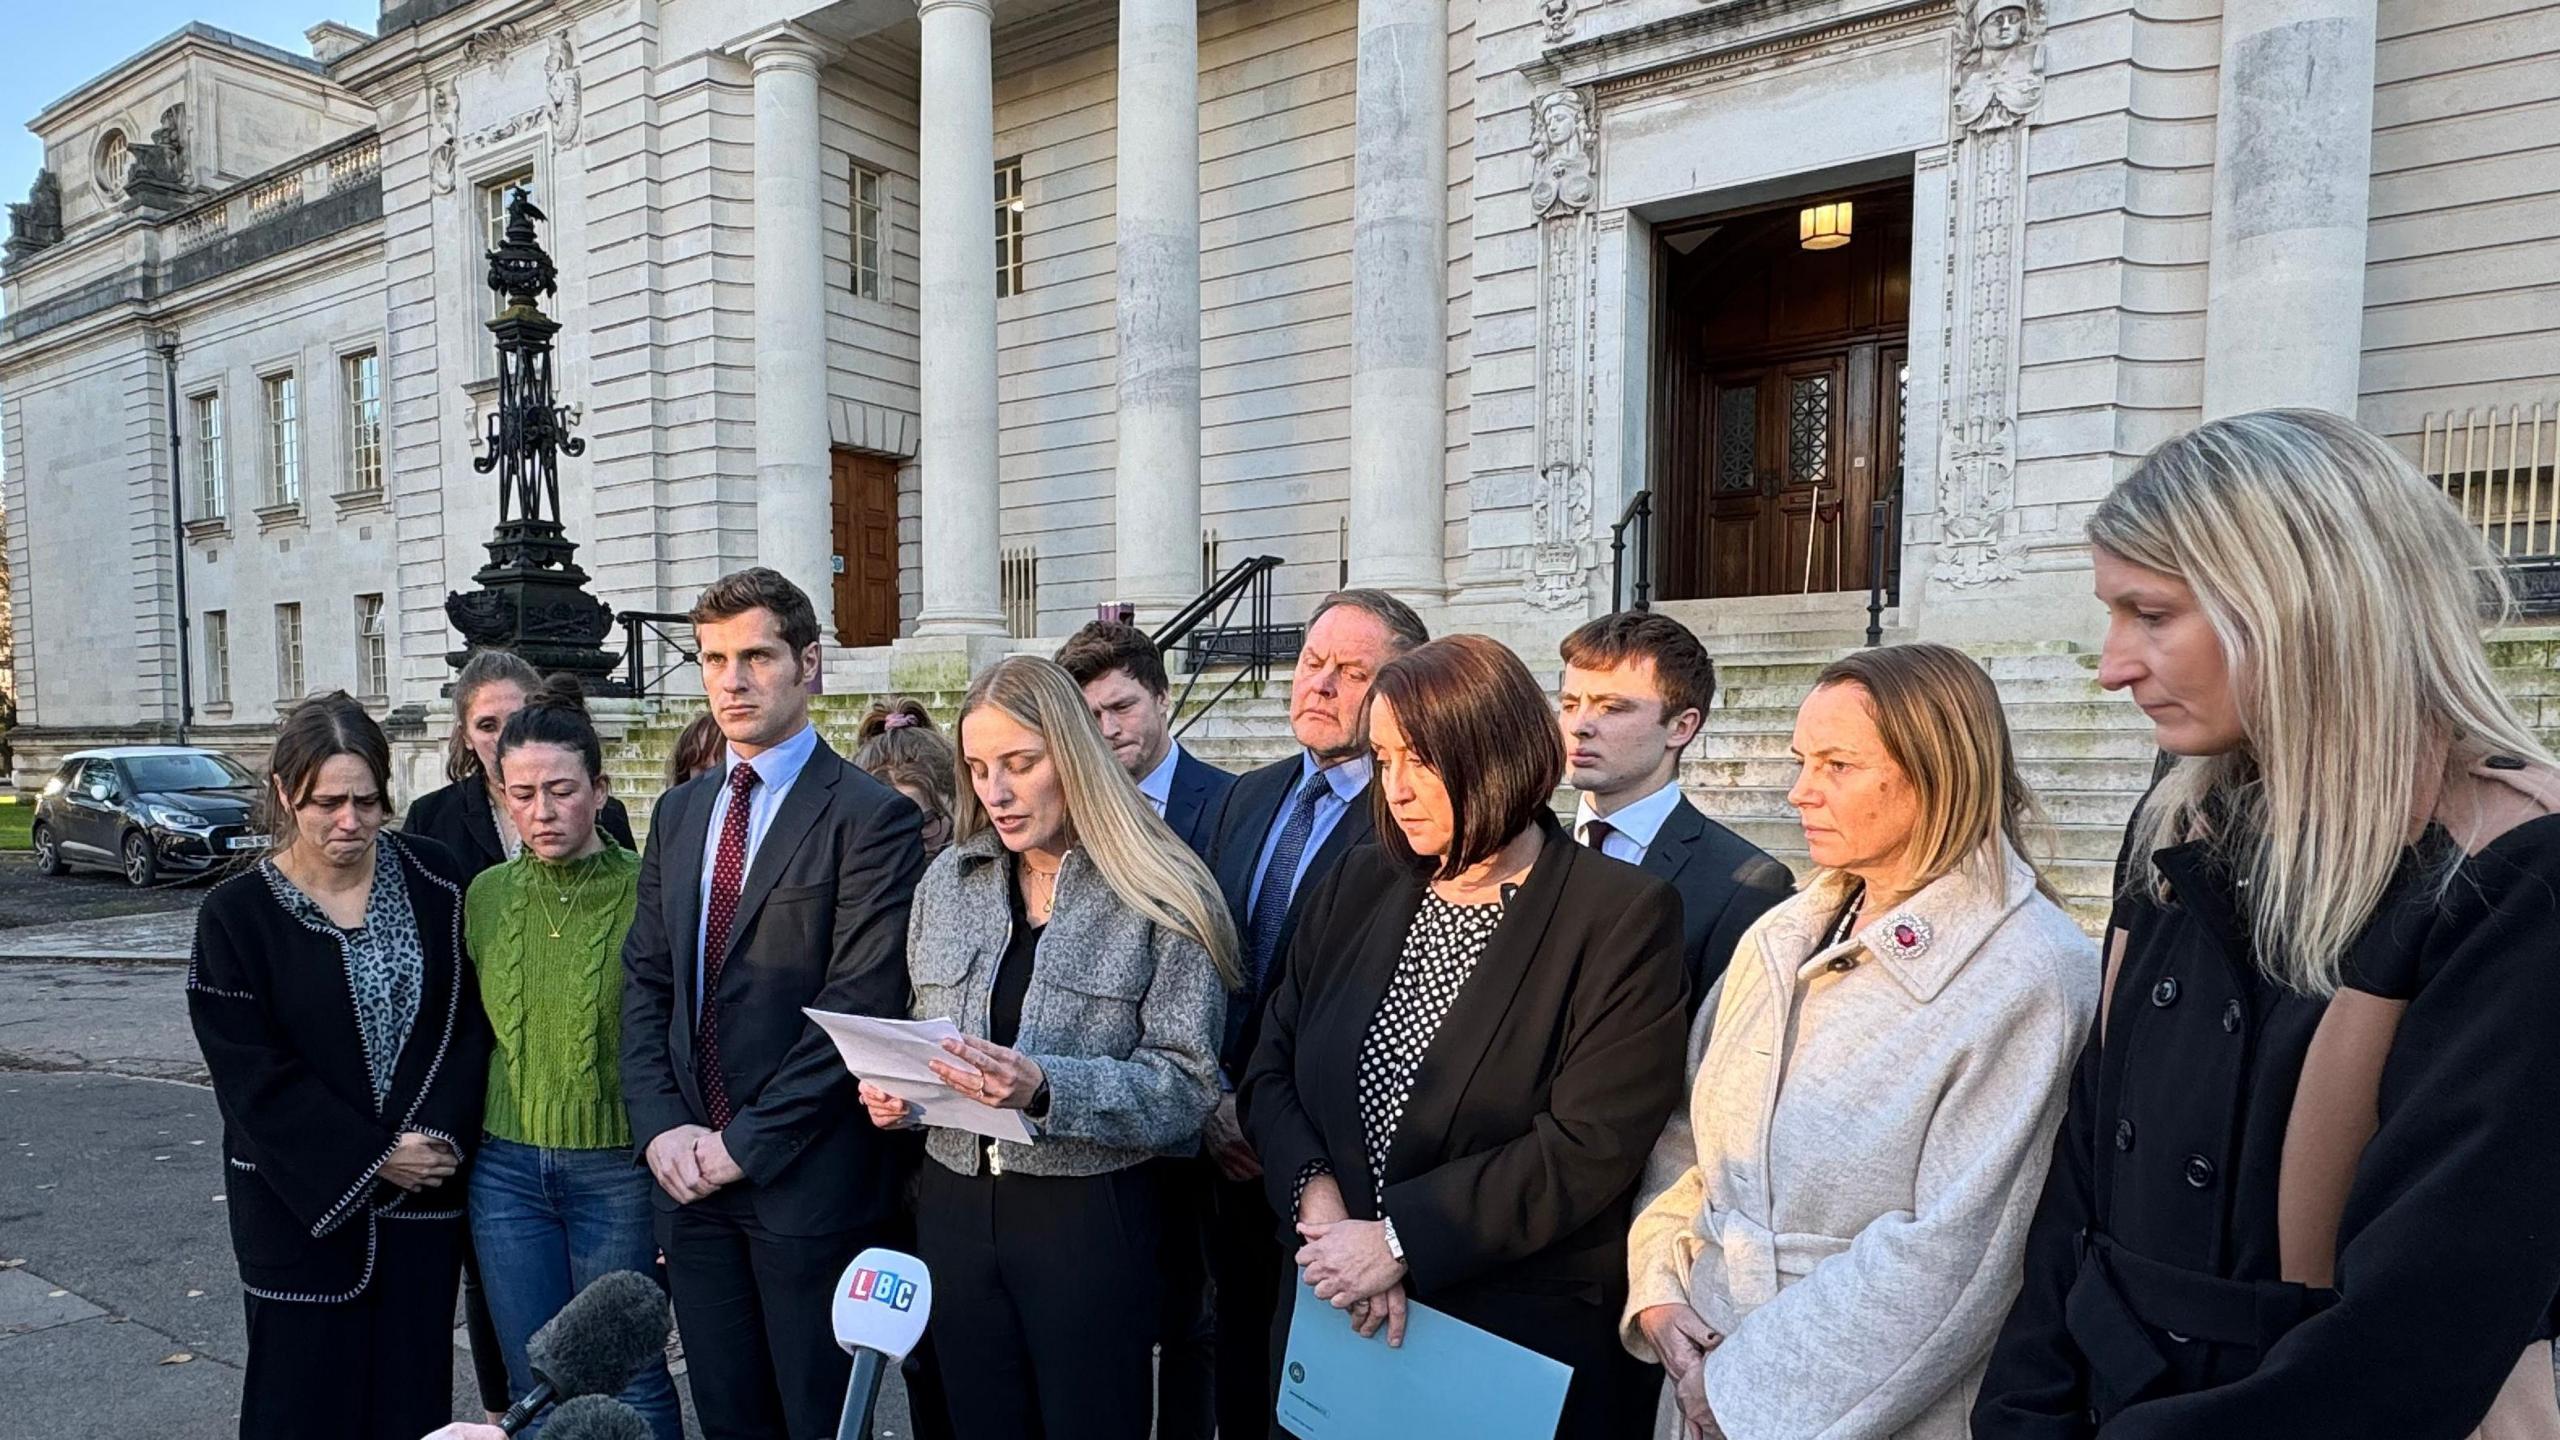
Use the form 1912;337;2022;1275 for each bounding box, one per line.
1275;1280;1574;1440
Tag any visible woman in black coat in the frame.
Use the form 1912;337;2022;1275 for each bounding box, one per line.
1974;410;2560;1438
1242;635;1687;1439
405;648;634;877
188;694;491;1440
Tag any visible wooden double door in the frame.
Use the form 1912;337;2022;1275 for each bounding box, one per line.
1696;343;1903;599
831;449;899;648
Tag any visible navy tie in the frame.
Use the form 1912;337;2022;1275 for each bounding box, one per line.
1246;772;1331;992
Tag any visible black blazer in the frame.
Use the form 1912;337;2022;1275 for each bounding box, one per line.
619;734;926;1235
1206;752;1377;1073
1162;745;1236;861
403;777;634;882
186;832;491;1301
1639;795;1793;1016
1240;818;1686;1430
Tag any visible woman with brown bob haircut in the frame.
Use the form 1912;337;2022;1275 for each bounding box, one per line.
1242;634;1689;1438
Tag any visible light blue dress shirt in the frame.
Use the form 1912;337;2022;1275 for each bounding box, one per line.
1135;742;1181;818
1571;777;1684;866
695;721;820;1009
1245;751;1373;920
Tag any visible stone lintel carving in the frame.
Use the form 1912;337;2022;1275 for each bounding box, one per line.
460;21;528;68
1525;88;1602;611
1541;0;1574;45
5;170;64;265
1933;0;2046;590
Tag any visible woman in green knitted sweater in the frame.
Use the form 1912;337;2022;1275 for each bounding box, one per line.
464;679;680;1440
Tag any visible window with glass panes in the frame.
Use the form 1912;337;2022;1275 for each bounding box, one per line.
994;158;1024;298
355;594;387;697
192;393;225;520
344;351;382;493
202;611;230;705
850;163;884;300
264;373;300;507
274;603;304;700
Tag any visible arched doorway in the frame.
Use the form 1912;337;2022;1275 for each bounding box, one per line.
1652;182;1911;601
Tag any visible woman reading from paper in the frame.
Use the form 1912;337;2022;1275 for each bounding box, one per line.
858;655;1233;1440
1622;644;2097;1440
1241;634;1689;1438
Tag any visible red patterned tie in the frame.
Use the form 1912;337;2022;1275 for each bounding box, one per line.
696;761;761;1130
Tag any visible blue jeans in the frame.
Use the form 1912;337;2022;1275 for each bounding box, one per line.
468;1135;684;1440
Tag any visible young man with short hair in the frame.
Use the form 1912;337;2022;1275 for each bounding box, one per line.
1055;620;1235;859
1559;610;1792;1012
619;567;929;1440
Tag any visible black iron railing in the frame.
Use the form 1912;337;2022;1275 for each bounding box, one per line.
1611;490;1654;613
1865;462;1904;647
618;610;698;699
1151;554;1287;740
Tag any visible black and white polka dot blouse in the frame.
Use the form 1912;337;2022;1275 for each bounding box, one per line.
1355;889;1509;1198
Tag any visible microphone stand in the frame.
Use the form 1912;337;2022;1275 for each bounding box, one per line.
835;1348;890;1440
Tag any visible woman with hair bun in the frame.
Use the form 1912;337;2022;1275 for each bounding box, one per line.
1976;409;2560;1438
464;677;680;1440
855;697;958;858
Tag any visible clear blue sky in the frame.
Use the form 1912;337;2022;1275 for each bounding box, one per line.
0;1;347;216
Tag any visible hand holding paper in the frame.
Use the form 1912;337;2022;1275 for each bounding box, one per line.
803;1008;1034;1144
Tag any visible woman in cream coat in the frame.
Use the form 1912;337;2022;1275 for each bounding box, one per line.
1624;643;2098;1440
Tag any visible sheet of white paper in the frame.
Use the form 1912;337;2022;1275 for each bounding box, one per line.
802;1008;1035;1144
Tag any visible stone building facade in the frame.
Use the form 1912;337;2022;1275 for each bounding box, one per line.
2;0;2556;787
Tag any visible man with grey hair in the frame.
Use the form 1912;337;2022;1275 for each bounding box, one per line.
1162;588;1425;1440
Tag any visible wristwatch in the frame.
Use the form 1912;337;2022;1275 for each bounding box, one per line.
1383;1216;1405;1264
1026;1077;1052;1120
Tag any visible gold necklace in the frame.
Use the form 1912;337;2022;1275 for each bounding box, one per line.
529;858;602;940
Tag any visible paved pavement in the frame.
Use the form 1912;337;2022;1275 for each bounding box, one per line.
0;872;926;1440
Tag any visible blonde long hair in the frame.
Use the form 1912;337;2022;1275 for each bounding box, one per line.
952;657;1242;988
1813;643;2056;900
2089;408;2552;995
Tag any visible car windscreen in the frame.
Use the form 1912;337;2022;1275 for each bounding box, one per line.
123;752;255;795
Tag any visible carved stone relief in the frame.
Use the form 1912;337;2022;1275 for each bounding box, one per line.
1932;0;2046;589
546;33;583;147
4;170;63;265
1541;0;1574;45
430;27;586;194
428;78;459;194
1525;89;1602;611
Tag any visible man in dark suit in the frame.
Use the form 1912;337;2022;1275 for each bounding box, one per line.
1558;610;1793;1013
1055;620;1234;859
620;568;927;1440
1180;588;1426;1440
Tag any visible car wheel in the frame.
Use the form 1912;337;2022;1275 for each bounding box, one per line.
122;832;160;889
31;822;66;876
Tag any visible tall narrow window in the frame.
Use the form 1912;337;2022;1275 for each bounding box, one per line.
355;594;388;698
850;163;883;301
994;157;1025;298
202;611;231;706
193;393;225;520
274;603;305;701
344;350;382;494
264;373;300;507
484;170;534;319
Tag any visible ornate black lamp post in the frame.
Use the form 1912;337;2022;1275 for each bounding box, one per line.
443;187;625;692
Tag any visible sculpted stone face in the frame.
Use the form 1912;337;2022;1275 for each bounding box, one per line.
1980;6;2026;50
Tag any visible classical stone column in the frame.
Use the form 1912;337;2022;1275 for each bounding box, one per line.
2201;0;2377;419
1345;0;1447;605
916;0;1007;635
1111;0;1203;621
748;33;835;612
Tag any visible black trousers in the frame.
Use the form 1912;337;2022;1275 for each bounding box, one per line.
657;1189;893;1440
1208;1167;1285;1440
238;1216;462;1440
917;1159;1161;1440
1153;1156;1216;1440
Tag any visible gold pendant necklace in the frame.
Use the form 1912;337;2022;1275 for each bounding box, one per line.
530;860;600;940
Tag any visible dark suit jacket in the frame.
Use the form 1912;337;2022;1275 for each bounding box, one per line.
1162;745;1235;862
1639;795;1793;1016
1240;817;1686;1435
619;733;925;1235
1205;752;1375;1074
403;777;635;883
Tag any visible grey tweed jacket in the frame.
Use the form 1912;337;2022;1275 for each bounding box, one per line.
906;827;1224;1178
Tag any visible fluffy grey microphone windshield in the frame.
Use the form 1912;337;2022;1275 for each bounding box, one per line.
525;1270;671;1400
543;1395;656;1440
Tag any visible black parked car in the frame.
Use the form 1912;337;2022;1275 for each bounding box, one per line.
32;747;266;887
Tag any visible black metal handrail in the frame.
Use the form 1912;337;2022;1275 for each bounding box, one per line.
1611;490;1654;613
1865;461;1904;647
1151;554;1286;740
618;610;698;699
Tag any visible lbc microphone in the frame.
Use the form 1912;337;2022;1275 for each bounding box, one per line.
831;1247;935;1440
498;1269;673;1435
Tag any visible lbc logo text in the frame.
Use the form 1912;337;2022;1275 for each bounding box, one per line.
847;1267;917;1311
